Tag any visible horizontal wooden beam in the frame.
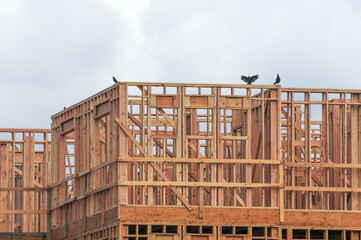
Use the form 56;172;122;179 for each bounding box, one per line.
285;186;361;192
118;157;281;165
0;210;49;214
0;187;48;191
118;181;280;188
221;135;248;140
0;128;50;133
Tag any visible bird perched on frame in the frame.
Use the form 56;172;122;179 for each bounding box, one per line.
241;75;259;85
113;76;119;83
274;74;281;85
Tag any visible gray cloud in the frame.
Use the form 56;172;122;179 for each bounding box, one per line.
1;0;361;128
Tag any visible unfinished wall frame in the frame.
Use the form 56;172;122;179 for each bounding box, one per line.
281;89;361;211
45;82;361;239
0;128;50;234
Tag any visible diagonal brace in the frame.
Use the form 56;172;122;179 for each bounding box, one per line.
115;117;192;211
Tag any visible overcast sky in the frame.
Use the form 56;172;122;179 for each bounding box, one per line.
1;0;361;129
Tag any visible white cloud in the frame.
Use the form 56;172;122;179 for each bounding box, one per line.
1;0;361;128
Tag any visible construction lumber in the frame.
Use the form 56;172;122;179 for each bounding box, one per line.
9;82;361;240
0;129;49;233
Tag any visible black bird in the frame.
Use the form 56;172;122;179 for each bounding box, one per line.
274;74;281;85
63;107;66;110
113;76;118;83
241;75;259;85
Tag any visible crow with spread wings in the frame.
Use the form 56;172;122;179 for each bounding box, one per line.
241;75;259;85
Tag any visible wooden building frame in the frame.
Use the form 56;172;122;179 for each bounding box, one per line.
2;82;361;239
0;128;50;234
48;82;361;240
